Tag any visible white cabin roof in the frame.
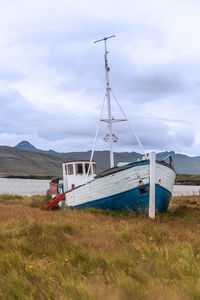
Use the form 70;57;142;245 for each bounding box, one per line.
63;160;96;164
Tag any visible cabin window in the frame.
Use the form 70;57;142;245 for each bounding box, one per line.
67;164;74;175
76;163;83;175
85;163;91;175
93;164;96;174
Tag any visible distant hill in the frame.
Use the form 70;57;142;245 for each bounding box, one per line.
0;141;200;177
192;156;200;162
15;141;57;155
15;141;38;151
0;146;63;178
0;146;136;178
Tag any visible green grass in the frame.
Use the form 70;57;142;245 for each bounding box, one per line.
0;195;200;299
0;194;23;201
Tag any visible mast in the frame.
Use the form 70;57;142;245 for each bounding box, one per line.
92;36;147;172
94;35;115;168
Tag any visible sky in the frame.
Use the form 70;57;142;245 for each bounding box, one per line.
0;0;200;155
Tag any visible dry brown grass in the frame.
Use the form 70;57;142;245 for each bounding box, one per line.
170;195;200;210
0;195;200;299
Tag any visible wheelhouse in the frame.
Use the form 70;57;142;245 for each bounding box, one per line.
62;160;96;191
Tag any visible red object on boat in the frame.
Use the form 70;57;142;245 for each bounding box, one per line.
49;177;64;194
41;193;65;210
49;182;59;194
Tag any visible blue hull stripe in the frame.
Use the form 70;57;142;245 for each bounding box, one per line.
70;184;172;213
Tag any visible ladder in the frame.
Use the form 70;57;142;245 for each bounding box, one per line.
41;193;65;210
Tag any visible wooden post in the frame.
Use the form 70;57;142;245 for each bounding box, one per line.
149;152;156;219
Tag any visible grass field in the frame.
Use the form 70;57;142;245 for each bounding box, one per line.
175;174;200;185
0;194;200;300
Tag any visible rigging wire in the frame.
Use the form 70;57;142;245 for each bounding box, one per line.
85;93;107;183
110;89;148;159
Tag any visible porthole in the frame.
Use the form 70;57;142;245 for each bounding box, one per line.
139;186;148;194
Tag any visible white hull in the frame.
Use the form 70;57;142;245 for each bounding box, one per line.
61;161;175;208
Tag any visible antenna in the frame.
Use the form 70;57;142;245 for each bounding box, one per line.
94;35;115;44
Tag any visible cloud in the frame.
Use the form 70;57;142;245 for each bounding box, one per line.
0;68;25;82
0;85;99;141
0;0;199;155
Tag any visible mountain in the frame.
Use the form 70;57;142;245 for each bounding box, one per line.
15;141;59;155
156;151;175;160
0;141;200;177
129;151;176;161
15;141;38;151
0;146;63;178
192;156;200;162
0;146;136;178
173;153;200;174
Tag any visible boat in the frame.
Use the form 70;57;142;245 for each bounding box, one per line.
42;36;176;214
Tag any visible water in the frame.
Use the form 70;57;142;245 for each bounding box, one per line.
0;178;199;196
0;178;49;196
173;185;200;196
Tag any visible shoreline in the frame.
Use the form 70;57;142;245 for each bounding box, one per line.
1;174;200;185
1;175;55;180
